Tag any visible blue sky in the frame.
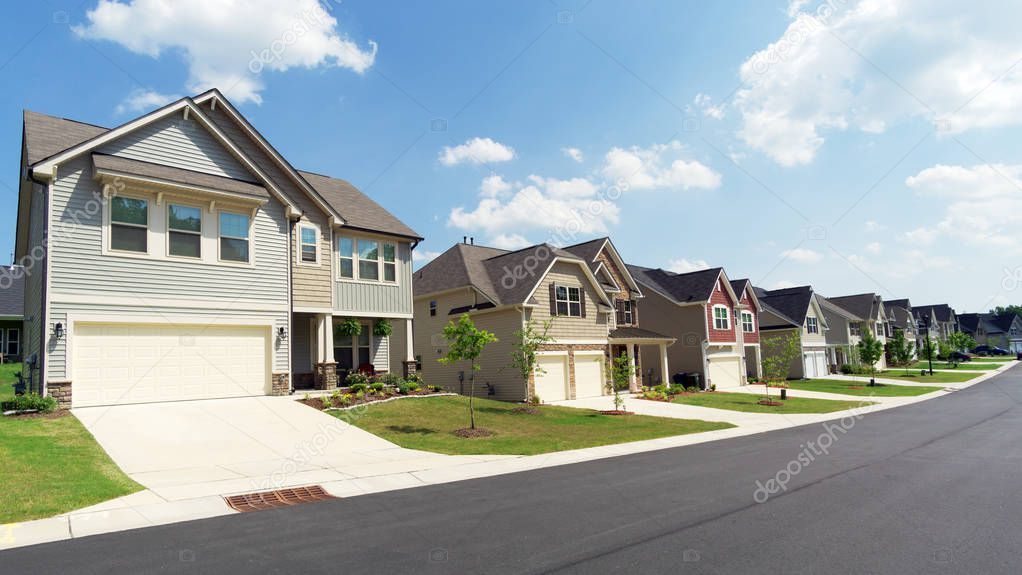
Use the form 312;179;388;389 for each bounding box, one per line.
2;0;1020;313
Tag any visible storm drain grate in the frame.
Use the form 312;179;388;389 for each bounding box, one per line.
225;485;335;513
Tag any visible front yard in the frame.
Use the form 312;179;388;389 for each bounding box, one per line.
878;370;982;384
0;363;141;524
905;361;997;370
341;396;734;455
788;379;943;397
671;391;873;414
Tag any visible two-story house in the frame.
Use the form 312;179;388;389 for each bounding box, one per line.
629;265;753;389
959;312;1022;352
755;285;830;379
827;293;889;370
913;304;959;341
16;90;418;408
883;298;917;359
818;295;862;369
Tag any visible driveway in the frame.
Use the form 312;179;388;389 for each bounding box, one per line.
73;396;493;501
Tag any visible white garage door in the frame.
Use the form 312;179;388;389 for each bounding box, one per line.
573;354;605;399
707;355;743;389
803;351;827;378
534;354;568;403
73;323;270;408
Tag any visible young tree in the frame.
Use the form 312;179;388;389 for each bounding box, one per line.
887;330;915;372
857;328;885;384
946;332;977;366
760;332;802;400
606;353;634;412
920;337;937;362
506;318;555;400
439;314;498;430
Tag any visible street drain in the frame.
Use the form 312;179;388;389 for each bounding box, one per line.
225;485;335;513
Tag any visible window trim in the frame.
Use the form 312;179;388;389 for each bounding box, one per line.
806;316;819;334
335;234;400;285
741;310;755;333
5;328;19;356
622;300;633;325
555;284;583;317
165;201;203;260
712;304;730;330
107;193;151;255
217;209;253;265
429;300;437;317
297;222;321;267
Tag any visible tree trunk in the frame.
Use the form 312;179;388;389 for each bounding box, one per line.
468;362;476;429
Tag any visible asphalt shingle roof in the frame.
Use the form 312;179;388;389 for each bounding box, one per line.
914;304;956;323
0;266;26;317
627;265;723;304
754;285;814;327
93;153;269;199
827;293;881;322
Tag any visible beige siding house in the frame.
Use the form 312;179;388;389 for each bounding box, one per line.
755;285;831;379
826;293;889;371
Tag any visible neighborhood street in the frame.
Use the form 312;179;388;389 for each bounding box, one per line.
3;364;1019;574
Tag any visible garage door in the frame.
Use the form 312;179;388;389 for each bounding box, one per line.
73;323;270;407
707;355;743;389
573;353;605;399
803;351;827;378
534;354;568;403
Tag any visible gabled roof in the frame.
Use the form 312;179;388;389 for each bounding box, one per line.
0;266;26;318
915;304;956;323
562;237;641;296
92;153;269;200
754;285;815;327
413;241;611;308
987;312;1021;333
729;278;760;310
886;306;916;330
885;298;911;310
958;313;982;335
827;293;882;322
817;295;863;322
23;110;107;165
299;171;420;239
627;265;732;305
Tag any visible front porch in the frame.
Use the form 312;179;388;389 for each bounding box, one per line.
610;327;675;391
291;312;415;390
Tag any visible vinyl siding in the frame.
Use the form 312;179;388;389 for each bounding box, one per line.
802;304;827;346
527;261;610;341
334;241;413;316
761;328;806;379
636;288;707;383
22;183;46;383
291;314;313;374
388;318;408;374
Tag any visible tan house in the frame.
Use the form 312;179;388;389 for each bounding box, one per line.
755;285;830;379
818;295;862;369
826;293;889;371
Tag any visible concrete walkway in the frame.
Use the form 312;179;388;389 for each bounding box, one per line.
2;362;1013;550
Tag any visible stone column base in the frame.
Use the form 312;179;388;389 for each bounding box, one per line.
48;380;72;409
314;362;338;390
402;360;418;379
270;373;290;396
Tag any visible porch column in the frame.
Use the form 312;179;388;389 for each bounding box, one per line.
659;343;670;388
403;318;417;378
627;344;639;392
313;313;337;390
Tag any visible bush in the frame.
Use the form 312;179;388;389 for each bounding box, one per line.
13;393;57;413
405;381;420;392
355;390;365;400
685;386;699;393
406;373;425;386
839;363;854;375
379;373;404;387
397;383;412;395
369;381;385;393
349;382;368;394
668;384;686;395
345;372;370;387
653;384;669;394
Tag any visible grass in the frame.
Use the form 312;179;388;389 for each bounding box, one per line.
671;391;873;414
972;357;1016;362
905;361;998;371
878;370;981;384
340;396;734;456
789;378;943;397
0;362;141;524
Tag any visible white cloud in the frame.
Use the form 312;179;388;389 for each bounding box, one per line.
601;141;722;191
115;89;180;114
866;242;882;254
781;247;823;263
75;0;376;105
735;0;1022;165
489;234;532;250
412;250;442;264
693;93;725;120
666;258;711;274
562;147;584;163
901;227;938;246
864;220;883;232
479;174;512;198
771;279;798;290
439;137;516;167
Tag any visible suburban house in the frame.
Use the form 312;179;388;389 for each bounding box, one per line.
16;90;419;408
817;295;862;369
754;285;830;379
826;293;889;371
884;298;918;358
959;312;1022;353
913;305;940;352
913;304;959;341
0;265;25;363
628;265;755;389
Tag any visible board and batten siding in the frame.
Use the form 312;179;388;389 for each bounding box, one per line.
334;241;414;316
202;105;333;309
526;261;610;341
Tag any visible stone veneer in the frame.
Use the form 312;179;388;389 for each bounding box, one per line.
47;380;72;409
270;372;290;396
314;362;338;390
403;360;418;379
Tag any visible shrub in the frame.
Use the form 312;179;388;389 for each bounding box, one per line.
839;363;855;375
321;395;334;408
685;386;699;394
405;381;420;392
397;383;412;395
369;381;385;393
641;389;669;402
653;384;669;394
349;382;368;394
373;318;393;337
668;384;686;395
406;373;425;385
709;384;716;392
355;390;365;400
13;393;57;413
527;394;541;406
338;393;353;407
379;373;404;387
345;372;370;387
429;384;444;393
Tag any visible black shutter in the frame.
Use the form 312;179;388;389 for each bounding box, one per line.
549;284;557;315
616;300;624;324
580;288;587;318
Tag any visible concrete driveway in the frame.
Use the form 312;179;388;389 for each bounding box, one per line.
73;396;481;501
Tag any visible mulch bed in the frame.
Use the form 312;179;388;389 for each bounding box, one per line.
453;428;494;438
2;409;69;419
757;400;784;407
299;389;441;411
597;410;635;415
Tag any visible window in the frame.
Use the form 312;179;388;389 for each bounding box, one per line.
219;212;250;263
358;239;379;280
742;311;755;333
5;328;19;356
299;225;318;263
383;243;397;282
333;323;371;372
555;285;582;317
338;237;354;278
850;323;861;337
713;305;730;330
167;204;201;258
429;300;437;317
875;323;884;337
806;316;819;334
110;196;148;253
622;300;633;324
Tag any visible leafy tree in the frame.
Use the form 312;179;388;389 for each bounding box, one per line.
937;338;953;361
886;330;915;371
857;328;885;384
761;332;802;400
439;314;498;430
920;337;938;362
946;332;977;366
506;318;555;397
991;305;1022;316
606;353;634;412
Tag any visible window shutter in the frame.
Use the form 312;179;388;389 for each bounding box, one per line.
549;284;557;316
580;288;587;318
616;300;624;324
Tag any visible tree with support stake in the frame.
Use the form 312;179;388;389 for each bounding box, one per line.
439;314;498;434
857;328;884;386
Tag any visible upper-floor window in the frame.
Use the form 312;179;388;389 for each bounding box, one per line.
429;300;437;316
622;300;633;324
336;235;398;283
299;225;318;264
110;196;148;253
806;316;819;334
168;204;201;258
219;211;250;263
713;305;730;330
850;323;861;337
875;323;884;337
555;285;582;317
741;311;755;333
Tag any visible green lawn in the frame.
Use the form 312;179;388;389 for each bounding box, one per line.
0;415;142;524
972;357;1016;362
879;370;981;384
341;396;734;455
0;362;21;402
671;391;873;414
905;361;998;371
789;379;943;397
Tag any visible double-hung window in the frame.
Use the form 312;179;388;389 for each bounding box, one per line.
555;285;582;317
5;328;19;356
622;300;633;324
219;212;250;263
338;237;354;278
713;305;730;330
299;225;318;263
358;239;380;280
850;323;861;337
168;204;201;258
383;243;396;282
806;316;819;334
741;311;755;333
110;196;148;253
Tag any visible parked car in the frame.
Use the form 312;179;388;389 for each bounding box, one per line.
947;351;972;362
973;345;1010;356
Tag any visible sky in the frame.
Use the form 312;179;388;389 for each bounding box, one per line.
1;0;1021;314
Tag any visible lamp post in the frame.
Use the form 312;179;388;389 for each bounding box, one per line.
919;317;934;376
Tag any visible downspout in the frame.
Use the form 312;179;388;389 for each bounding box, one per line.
287;216;296;393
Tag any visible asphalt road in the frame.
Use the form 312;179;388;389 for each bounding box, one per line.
4;366;1022;574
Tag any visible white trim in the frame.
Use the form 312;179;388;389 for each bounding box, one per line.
549;339;609;345
94;169;269;207
572;349;606;356
712;304;731;330
335;233;399;285
741;310;755;333
522;257;613;308
165;200;204;260
217;208;255;266
334;310;414;319
5;327;20;356
51;292;288;313
553;283;583;317
296;221;321;267
106;192;152;256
